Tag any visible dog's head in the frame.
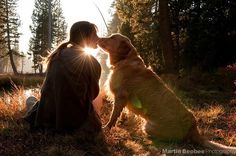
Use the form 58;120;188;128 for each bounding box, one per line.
98;33;134;65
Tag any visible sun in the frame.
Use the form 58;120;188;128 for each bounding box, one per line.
83;47;99;57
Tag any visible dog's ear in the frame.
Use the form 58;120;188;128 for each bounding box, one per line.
110;38;133;65
117;40;132;55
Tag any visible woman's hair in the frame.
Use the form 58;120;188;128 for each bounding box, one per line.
47;21;98;63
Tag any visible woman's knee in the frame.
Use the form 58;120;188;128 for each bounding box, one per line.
26;96;38;111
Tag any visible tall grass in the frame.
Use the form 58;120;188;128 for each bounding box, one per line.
0;86;40;130
0;87;26;120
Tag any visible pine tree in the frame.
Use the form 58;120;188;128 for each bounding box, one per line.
110;0;236;73
29;0;67;73
107;1;120;35
0;0;6;56
113;0;162;71
159;0;177;73
0;1;6;73
52;0;67;46
0;0;21;74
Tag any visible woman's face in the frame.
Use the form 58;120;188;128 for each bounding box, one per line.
87;30;100;49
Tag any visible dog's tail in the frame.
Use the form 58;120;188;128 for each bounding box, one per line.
187;123;236;155
201;140;236;155
190;126;236;155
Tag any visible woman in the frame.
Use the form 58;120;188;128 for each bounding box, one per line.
24;21;102;133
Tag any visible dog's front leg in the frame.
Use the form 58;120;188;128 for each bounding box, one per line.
104;89;128;129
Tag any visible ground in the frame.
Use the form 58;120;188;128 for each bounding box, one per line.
0;69;235;156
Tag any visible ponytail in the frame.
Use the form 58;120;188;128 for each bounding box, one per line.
47;41;70;63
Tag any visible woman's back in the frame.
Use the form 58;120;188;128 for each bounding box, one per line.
35;47;102;132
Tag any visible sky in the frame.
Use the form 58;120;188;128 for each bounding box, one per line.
17;0;114;53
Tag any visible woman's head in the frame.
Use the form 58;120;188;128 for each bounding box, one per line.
47;21;99;64
69;21;99;49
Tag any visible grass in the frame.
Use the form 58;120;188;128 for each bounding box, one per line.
193;104;236;146
0;87;161;156
0;69;236;155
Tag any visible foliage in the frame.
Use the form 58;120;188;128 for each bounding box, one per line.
111;0;162;72
109;0;236;73
0;1;6;52
0;0;22;74
29;0;67;74
181;0;236;72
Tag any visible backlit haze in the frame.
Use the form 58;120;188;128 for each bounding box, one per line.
17;0;113;72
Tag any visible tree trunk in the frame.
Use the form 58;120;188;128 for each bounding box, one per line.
159;0;178;73
6;0;18;75
39;64;43;74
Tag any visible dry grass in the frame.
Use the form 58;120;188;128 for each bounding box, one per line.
0;87;161;156
192;104;236;146
0;79;236;155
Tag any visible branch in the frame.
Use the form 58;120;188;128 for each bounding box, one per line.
12;50;25;57
0;52;9;58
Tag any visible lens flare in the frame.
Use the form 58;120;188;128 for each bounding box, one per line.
83;47;99;57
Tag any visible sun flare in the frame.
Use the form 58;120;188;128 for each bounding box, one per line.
83;47;99;57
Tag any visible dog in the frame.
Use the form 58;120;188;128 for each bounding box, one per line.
98;33;236;153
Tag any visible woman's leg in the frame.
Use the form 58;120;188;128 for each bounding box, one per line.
23;96;39;127
26;96;38;111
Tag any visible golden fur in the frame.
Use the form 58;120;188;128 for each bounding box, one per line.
98;33;236;152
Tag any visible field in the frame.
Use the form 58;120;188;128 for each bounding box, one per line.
0;70;235;156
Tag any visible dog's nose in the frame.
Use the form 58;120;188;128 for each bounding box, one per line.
97;39;106;50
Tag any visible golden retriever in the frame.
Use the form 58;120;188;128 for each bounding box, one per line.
98;33;236;152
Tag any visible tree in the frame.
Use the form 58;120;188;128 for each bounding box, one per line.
107;2;120;35
114;0;162;71
29;0;67;73
0;1;7;73
0;1;5;50
110;0;236;73
52;0;67;46
159;0;178;73
182;0;236;71
0;0;21;74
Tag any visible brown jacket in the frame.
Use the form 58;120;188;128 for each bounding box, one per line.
26;47;102;132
